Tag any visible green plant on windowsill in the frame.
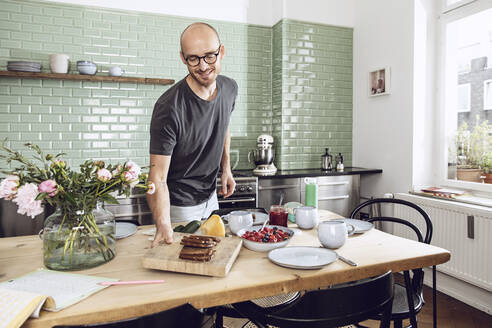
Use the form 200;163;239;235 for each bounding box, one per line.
481;152;492;184
456;119;491;168
454;117;492;182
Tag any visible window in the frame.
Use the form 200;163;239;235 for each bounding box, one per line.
485;79;492;109
457;83;471;112
443;0;479;12
440;0;492;190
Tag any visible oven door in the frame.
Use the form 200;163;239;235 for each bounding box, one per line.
217;195;257;209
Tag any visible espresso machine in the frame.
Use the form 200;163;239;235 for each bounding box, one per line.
248;134;277;175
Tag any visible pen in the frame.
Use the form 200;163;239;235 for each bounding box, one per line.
99;280;165;286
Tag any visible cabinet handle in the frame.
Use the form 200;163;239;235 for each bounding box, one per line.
259;184;299;190
318;195;349;201
112;211;150;218
317;181;349;186
218;197;256;203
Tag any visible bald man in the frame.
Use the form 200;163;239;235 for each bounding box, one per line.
147;22;237;246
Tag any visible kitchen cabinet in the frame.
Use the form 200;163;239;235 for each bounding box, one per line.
258;175;360;217
301;175;360;217
258;178;301;210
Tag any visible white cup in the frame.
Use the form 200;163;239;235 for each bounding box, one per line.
294;206;318;229
228;211;253;235
108;66;124;77
318;220;355;249
49;54;69;74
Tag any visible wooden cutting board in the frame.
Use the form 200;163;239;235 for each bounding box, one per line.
141;233;243;277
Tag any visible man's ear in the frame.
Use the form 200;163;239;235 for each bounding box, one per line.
219;45;225;59
180;51;187;65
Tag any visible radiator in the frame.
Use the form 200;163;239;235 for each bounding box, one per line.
393;193;492;292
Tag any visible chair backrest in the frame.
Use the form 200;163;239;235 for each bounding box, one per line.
234;271;394;328
53;303;203;328
271;271;394;328
350;198;433;297
350;198;433;244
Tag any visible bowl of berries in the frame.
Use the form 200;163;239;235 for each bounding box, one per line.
237;225;294;252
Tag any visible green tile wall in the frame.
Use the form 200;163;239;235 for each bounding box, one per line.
0;1;352;171
273;20;353;170
0;0;272;169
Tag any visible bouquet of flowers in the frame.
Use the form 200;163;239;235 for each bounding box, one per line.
0;140;155;270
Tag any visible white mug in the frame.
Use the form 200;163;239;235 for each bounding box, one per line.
228;211;253;235
318;220;355;249
49;54;69;74
294;206;318;229
108;66;124;77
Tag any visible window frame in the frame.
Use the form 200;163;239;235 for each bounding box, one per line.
438;0;492;193
442;0;479;13
457;83;471;112
484;79;492;110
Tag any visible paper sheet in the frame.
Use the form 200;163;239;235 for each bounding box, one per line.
0;288;46;328
0;268;117;312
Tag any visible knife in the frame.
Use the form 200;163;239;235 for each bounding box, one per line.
337;254;358;266
319;246;358;267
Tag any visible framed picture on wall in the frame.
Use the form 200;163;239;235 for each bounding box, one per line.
369;67;391;97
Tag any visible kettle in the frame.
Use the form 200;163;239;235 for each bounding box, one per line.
321;148;332;171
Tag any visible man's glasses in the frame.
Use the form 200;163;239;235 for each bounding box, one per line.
183;46;221;67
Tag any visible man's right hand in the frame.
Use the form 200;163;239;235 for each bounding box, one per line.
151;221;173;247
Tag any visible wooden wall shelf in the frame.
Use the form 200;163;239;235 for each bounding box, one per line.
0;71;174;85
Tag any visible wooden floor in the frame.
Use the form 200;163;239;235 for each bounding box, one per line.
224;284;492;328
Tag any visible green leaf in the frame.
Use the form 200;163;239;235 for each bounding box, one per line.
35;192;47;200
64;192;77;205
100;193;119;204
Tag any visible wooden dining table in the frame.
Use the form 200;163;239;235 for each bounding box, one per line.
0;209;451;328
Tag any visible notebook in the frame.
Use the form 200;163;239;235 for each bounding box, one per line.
0;268;117;328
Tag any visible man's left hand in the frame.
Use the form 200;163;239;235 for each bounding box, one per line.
221;170;236;198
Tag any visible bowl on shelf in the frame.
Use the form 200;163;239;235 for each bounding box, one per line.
237;225;294;252
76;61;97;75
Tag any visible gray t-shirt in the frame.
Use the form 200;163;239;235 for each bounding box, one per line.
149;75;237;206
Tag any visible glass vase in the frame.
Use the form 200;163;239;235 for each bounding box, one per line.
42;203;116;270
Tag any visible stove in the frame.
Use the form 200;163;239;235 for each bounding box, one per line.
105;172;258;225
216;175;258;210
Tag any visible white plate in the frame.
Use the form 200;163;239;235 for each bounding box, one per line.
7;67;41;72
268;246;338;269
115;222;137;239
339;218;374;233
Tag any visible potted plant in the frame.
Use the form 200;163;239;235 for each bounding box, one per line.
454;117;491;183
481;152;492;184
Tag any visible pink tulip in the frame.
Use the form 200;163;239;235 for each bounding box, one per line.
112;164;123;177
97;168;112;182
38;179;58;197
13;183;44;218
0;175;19;200
51;159;66;169
122;170;138;182
147;182;156;195
125;160;141;176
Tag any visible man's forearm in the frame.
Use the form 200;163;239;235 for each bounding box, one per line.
221;130;231;172
146;181;171;227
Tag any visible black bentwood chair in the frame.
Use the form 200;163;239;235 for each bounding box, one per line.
212;292;301;328
231;271;394;328
53;303;203;328
350;198;434;328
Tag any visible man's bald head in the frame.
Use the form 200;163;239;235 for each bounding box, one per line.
180;22;221;52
